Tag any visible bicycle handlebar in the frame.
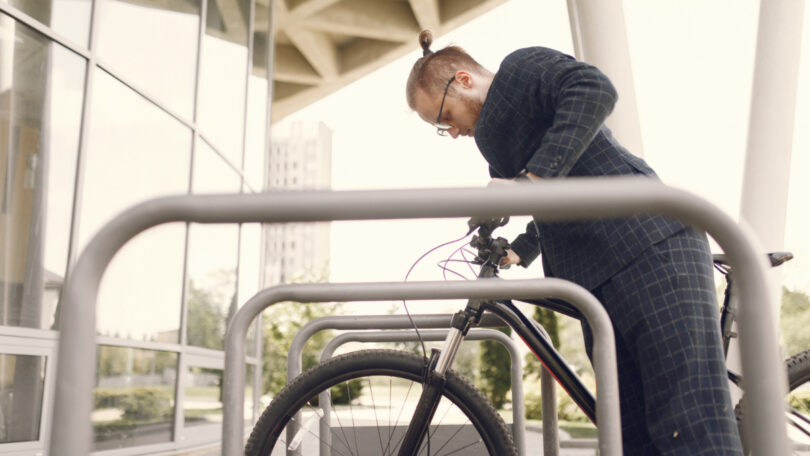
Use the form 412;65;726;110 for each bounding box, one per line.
467;216;512;272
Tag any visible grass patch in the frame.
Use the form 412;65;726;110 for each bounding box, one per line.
559;421;597;439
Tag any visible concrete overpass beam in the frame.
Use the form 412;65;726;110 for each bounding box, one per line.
285;27;340;78
409;0;440;32
305;0;419;42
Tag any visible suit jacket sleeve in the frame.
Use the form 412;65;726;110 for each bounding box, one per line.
525;53;618;178
510;220;542;268
509;50;617;269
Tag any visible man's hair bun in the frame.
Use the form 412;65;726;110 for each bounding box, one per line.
419;30;433;57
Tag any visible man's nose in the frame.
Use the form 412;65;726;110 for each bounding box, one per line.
449;127;461;139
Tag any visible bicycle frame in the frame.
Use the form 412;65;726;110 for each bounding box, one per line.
396;233;599;454
396;294;596;455
396;223;786;455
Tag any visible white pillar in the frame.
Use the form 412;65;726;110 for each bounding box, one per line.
740;0;804;256
566;0;645;158
740;0;804;306
730;0;804;391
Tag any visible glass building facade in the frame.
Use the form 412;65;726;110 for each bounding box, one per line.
0;0;269;453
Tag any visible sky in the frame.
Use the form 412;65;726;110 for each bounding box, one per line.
270;0;810;316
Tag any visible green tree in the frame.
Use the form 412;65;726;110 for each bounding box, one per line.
261;270;358;401
186;279;227;349
781;286;810;357
521;305;592;423
262;299;343;394
478;326;511;409
524;307;560;378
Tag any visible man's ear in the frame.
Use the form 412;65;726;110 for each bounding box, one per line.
454;70;474;88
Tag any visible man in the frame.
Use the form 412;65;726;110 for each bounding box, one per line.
406;30;742;455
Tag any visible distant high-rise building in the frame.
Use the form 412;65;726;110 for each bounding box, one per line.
264;121;332;285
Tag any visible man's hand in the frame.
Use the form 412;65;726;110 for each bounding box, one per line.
500;249;522;266
488;172;542;187
487;178;517;187
524;171;542;181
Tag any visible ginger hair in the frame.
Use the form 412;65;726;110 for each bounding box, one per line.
405;30;487;110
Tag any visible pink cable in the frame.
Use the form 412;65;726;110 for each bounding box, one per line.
402;233;471;358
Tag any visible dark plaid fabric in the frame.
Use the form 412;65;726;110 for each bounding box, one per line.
474;47;685;290
584;230;742;455
473;47;742;454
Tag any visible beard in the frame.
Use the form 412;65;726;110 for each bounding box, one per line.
460;92;483;129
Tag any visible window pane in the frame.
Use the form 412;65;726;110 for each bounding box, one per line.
96;0;200;118
97;224;185;342
243;76;267;193
245;364;255;421
7;0;92;46
198;0;249;168
184;366;222;428
238;224;261;306
1;15;85;330
186;139;239;350
0;353;46;443
251;0;269;78
93;346;178;450
240;224;261;356
243;0;269;192
81;68;191;248
83;70;192;340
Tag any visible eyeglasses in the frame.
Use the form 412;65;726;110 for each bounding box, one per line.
433;76;455;136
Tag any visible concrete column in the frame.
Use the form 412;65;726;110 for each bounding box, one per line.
739;0;804;311
740;0;804;256
728;0;805;390
566;0;645;158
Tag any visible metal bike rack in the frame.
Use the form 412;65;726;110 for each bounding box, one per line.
48;178;788;456
284;316;528;455
225;279;618;455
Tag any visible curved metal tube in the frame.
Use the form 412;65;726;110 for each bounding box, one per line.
224;279;620;455
48;178;785;456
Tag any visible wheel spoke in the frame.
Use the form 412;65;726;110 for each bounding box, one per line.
416;400;457;456
310;397;356;456
246;350;516;456
418;420;476;456
287;407;352;456
434;437;486;456
346;381;361;454
368;376;386;455
788;409;810;439
384;381;417;454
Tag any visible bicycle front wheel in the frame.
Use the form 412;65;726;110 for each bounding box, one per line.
245;349;517;456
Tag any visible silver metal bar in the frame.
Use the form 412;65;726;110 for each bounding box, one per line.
286;313;506;385
227;279;618;455
316;328;526;456
49;178;786;455
541;367;559;455
526;308;561;455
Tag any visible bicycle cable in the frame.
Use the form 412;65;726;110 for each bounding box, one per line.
403;233;473;360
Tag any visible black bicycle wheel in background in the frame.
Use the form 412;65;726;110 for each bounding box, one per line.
736;349;810;454
245;349;518;456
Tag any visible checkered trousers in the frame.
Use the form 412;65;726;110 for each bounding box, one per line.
583;228;743;455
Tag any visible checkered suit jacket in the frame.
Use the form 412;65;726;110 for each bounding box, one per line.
474;47;686;290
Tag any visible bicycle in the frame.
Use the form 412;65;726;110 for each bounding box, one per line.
245;216;810;455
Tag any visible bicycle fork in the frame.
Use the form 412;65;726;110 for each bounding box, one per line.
397;303;482;456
